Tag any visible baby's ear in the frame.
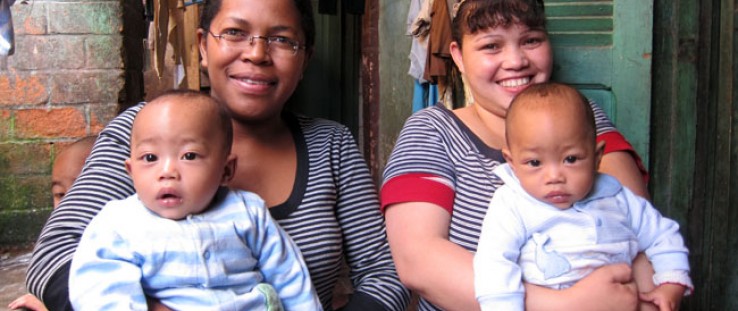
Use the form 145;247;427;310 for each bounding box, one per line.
502;148;513;164
502;148;517;172
221;154;237;185
124;158;133;176
594;140;606;169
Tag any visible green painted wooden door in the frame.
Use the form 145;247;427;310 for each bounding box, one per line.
546;0;653;165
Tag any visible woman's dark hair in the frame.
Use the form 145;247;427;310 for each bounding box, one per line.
452;0;546;47
199;0;316;50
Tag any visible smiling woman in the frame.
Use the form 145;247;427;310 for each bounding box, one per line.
26;0;409;310
381;0;651;310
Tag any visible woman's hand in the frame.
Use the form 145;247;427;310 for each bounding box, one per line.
385;202;481;311
525;263;639;311
8;294;48;311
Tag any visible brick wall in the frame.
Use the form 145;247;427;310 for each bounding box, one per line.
0;0;135;247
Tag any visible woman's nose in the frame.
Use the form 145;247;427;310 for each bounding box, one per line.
240;37;271;63
502;47;529;70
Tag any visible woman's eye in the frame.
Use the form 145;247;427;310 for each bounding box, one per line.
182;152;198;160
523;38;542;45
482;43;501;52
271;36;288;43
223;28;244;36
143;154;157;162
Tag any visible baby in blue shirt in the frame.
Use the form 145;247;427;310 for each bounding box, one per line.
70;90;321;311
474;82;692;311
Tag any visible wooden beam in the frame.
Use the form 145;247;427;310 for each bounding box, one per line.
182;4;200;90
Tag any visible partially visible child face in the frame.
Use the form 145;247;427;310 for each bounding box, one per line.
52;139;94;208
503;92;602;209
125;95;234;220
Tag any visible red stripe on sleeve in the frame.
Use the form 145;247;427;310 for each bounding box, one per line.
380;173;455;214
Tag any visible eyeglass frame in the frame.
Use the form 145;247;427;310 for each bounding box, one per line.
207;30;306;56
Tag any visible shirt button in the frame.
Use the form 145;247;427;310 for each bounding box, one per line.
203;251;210;259
596;218;603;226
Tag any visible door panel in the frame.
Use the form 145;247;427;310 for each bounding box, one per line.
287;2;360;137
547;0;653;165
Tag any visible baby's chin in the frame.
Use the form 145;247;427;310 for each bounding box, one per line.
539;195;576;209
141;199;189;220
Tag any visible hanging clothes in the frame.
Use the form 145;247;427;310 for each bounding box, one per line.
422;0;453;97
407;0;429;82
412;81;439;113
408;0;439;112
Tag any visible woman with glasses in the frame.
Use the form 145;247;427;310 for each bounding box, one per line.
25;0;409;310
381;0;655;310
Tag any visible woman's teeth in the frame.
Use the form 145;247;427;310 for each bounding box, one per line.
499;77;530;88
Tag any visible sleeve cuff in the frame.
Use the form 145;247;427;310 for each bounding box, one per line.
42;261;74;311
653;270;694;296
336;291;386;311
478;293;525;311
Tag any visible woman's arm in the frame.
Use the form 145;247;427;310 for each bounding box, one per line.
385;202;480;311
525;264;639;311
332;125;410;311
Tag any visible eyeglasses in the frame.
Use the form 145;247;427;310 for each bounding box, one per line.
208;30;305;56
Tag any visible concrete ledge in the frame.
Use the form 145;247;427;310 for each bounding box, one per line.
0;209;51;247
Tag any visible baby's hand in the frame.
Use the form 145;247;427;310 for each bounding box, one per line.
639;283;686;311
7;293;48;311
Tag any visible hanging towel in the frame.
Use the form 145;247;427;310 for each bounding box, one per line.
412;80;439;113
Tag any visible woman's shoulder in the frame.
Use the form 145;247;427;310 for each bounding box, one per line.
287;112;355;145
99;102;145;140
407;103;455;122
108;102;145;124
400;104;462;133
395;104;471;144
290;113;347;132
